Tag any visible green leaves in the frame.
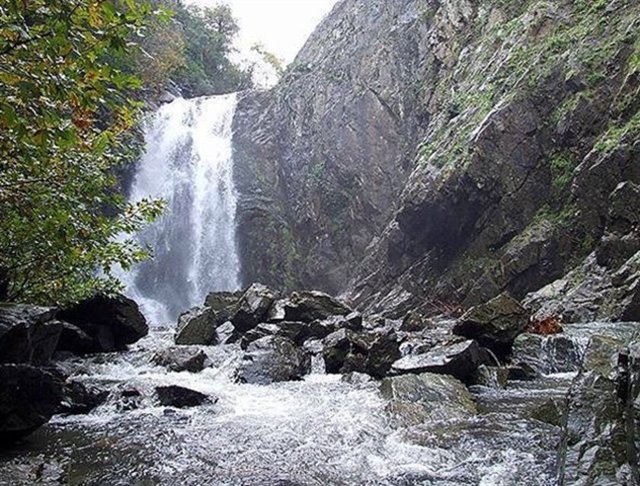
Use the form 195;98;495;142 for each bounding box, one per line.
0;0;163;305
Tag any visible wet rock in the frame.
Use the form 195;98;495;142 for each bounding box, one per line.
531;398;564;427
242;320;332;348
175;307;218;345
453;293;529;358
58;293;148;352
380;373;476;426
558;338;640;485
155;386;214;408
470;365;509;389
0;304;61;364
113;386;144;412
400;311;429;332
56;322;95;355
322;328;400;378
390;339;485;383
269;291;351;323
216;321;240;345
204;290;242;313
341;372;373;385
231;283;277;332
0;364;63;442
152;347;211;373
511;332;584;375
506;362;539;381
58;380;108;415
236;336;311;385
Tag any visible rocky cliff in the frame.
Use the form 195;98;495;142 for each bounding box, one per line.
233;0;640;320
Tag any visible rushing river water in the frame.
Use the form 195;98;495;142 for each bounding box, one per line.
0;328;573;485
121;95;241;324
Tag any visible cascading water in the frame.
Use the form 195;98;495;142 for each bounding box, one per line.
121;94;241;324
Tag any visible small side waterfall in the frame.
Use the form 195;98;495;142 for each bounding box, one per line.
122;94;241;324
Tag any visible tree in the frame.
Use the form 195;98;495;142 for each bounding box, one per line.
0;0;165;304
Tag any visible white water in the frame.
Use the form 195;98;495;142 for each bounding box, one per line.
122;95;241;324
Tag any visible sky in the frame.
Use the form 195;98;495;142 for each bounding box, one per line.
188;0;340;65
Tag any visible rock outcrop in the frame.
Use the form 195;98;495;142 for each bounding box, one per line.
0;364;63;443
59;293;148;352
231;0;640;325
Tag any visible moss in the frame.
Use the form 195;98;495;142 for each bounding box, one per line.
594;111;640;153
549;152;578;189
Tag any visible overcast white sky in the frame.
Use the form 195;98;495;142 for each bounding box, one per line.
188;0;340;64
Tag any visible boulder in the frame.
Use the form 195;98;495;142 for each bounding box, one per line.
215;321;240;345
0;364;63;442
58;293;148;352
453;293;530;358
155;386;214;408
175;307;218;345
231;283;277;332
58;380;108;415
380;373;476;426
268;291;351;323
55;321;96;355
470;365;509;389
400;311;429;332
0;304;61;364
558;339;640;485
113;386;144;412
236;336;311;385
204;290;242;313
511;333;583;374
390;339;485;383
322;327;400;378
151;347;210;372
242;320;333;349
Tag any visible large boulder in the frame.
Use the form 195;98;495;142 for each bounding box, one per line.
322;327;400;378
0;304;61;364
268;291;351;323
380;373;476;426
58;293;148;352
152;347;211;372
231;283;277;332
390;339;486;383
241;320;333;349
155;386;214;408
58;380;108;415
0;364;63;442
55;322;95;355
175;307;218;345
557;337;640;485
511;332;584;374
453;293;529;358
236;336;311;385
204;290;242;313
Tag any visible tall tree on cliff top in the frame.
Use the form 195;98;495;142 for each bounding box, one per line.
0;0;165;304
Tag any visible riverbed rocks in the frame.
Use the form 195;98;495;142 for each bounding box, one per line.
230;283;277;332
155;386;214;408
390;339;486;383
0;304;61;365
380;373;476;426
152;347;211;372
175;307;218;345
452;293;530;359
557;337;640;485
0;364;64;443
236;336;311;385
58;380;108;415
268;291;351;323
59;293;148;352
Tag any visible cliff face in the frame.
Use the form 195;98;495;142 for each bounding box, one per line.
233;0;640;319
232;0;437;293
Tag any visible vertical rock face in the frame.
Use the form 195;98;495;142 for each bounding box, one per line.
233;0;443;293
233;0;640;319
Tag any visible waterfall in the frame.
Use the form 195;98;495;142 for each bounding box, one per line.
122;94;241;324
